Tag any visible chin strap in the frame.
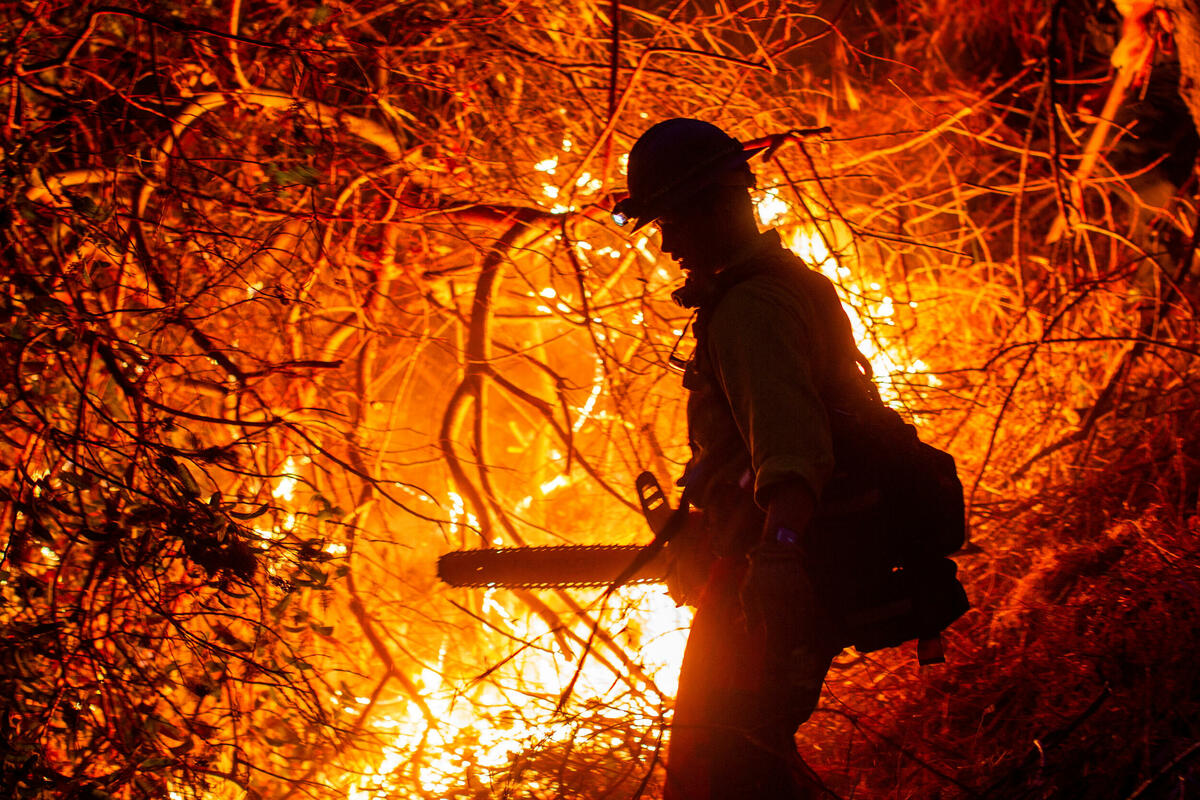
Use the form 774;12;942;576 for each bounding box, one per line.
917;635;946;666
672;270;717;309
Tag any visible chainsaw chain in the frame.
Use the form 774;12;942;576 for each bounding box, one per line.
437;544;665;589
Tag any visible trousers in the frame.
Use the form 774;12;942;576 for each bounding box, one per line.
664;557;837;800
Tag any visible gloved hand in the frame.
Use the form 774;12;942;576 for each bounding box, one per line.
742;535;842;708
739;538;822;645
663;512;713;607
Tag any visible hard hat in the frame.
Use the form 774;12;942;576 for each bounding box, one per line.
612;118;766;232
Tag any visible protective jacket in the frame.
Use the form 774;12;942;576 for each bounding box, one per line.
679;229;874;554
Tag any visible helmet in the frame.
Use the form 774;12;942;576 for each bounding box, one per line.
612;118;766;232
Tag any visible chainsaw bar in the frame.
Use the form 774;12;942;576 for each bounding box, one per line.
437;544;670;589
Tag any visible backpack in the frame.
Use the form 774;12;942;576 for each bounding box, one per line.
815;400;970;663
793;262;969;664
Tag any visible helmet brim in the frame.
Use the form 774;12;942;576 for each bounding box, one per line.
615;144;768;232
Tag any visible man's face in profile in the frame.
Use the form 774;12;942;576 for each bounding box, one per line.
655;188;740;276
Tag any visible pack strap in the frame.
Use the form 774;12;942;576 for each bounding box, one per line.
917;635;946;666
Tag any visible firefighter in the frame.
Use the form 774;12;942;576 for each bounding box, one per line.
612;118;871;799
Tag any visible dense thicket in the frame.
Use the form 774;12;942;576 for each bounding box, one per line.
2;1;1199;798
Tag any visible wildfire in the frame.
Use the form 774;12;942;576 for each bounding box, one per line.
345;587;690;799
213;155;939;800
332;170;936;800
271;456;300;502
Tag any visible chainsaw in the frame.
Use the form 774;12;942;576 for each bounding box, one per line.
439;472;966;666
437;472;677;589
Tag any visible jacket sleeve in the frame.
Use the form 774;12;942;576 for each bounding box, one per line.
704;275;835;508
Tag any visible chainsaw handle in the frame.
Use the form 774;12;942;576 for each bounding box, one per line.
636;471;673;534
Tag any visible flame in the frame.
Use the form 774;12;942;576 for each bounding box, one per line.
752;190;927;395
538;474;568;494
272;456;299;501
445;490;480;535
755;187;791;227
344;586;691;799
571;358;605;433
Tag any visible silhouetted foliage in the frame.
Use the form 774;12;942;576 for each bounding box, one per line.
3;1;1200;798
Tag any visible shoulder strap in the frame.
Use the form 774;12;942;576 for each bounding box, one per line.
691;244;882;412
787;260;884;411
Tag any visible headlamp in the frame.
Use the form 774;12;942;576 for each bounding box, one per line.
611;197;637;228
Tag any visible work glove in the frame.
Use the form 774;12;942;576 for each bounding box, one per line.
739;537;822;646
663;512;713;607
741;537;839;702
